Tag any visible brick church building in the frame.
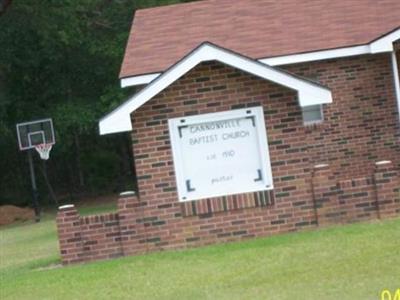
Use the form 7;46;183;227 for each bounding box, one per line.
57;0;400;264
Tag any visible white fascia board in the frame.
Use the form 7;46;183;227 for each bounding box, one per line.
204;45;332;106
118;45;373;87
120;73;161;87
100;47;212;135
370;28;400;53
260;45;371;66
100;43;332;135
99;112;133;135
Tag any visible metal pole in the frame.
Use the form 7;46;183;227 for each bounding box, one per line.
28;150;40;222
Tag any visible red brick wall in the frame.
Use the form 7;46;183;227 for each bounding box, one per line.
130;60;318;252
56;53;400;264
313;165;376;226
56;208;123;264
283;54;400;177
57;161;399;265
396;49;400;74
395;41;400;74
374;161;400;218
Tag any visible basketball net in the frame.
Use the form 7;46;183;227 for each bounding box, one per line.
34;143;53;160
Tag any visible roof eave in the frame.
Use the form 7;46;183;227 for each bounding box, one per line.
120;27;400;88
100;42;332;135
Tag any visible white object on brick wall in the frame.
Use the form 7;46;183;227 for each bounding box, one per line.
168;106;273;202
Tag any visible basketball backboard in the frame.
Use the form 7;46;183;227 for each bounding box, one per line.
16;118;55;151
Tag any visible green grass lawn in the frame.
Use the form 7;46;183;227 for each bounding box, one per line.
0;205;399;300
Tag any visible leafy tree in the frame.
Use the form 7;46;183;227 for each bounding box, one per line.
0;0;130;204
0;0;195;206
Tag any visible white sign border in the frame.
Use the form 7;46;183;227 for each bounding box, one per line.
168;106;274;202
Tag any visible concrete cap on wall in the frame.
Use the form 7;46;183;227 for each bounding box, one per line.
375;160;394;172
375;160;392;165
58;204;75;210
119;191;136;198
313;164;329;169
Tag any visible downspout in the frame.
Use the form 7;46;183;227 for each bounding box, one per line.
391;51;400;126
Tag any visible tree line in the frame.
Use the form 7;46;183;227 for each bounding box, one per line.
0;0;194;206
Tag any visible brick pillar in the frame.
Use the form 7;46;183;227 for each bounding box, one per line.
312;164;342;226
374;161;400;219
56;204;84;265
117;191;147;256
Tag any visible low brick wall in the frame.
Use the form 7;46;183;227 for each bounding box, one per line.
56;162;399;265
56;207;123;264
312;161;400;226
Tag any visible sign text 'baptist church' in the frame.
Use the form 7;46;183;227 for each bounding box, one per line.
168;107;273;201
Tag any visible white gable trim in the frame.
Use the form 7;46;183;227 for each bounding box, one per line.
370;28;400;53
260;45;371;66
121;28;400;88
121;73;161;87
100;42;332;135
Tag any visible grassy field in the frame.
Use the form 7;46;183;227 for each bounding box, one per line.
0;204;399;300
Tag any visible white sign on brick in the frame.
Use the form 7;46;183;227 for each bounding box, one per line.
168;107;273;202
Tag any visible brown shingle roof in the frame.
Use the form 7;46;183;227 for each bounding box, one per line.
120;0;400;79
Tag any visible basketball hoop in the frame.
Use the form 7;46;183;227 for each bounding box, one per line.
16;118;56;222
34;143;53;160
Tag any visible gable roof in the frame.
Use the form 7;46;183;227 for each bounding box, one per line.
100;42;332;135
120;0;400;81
